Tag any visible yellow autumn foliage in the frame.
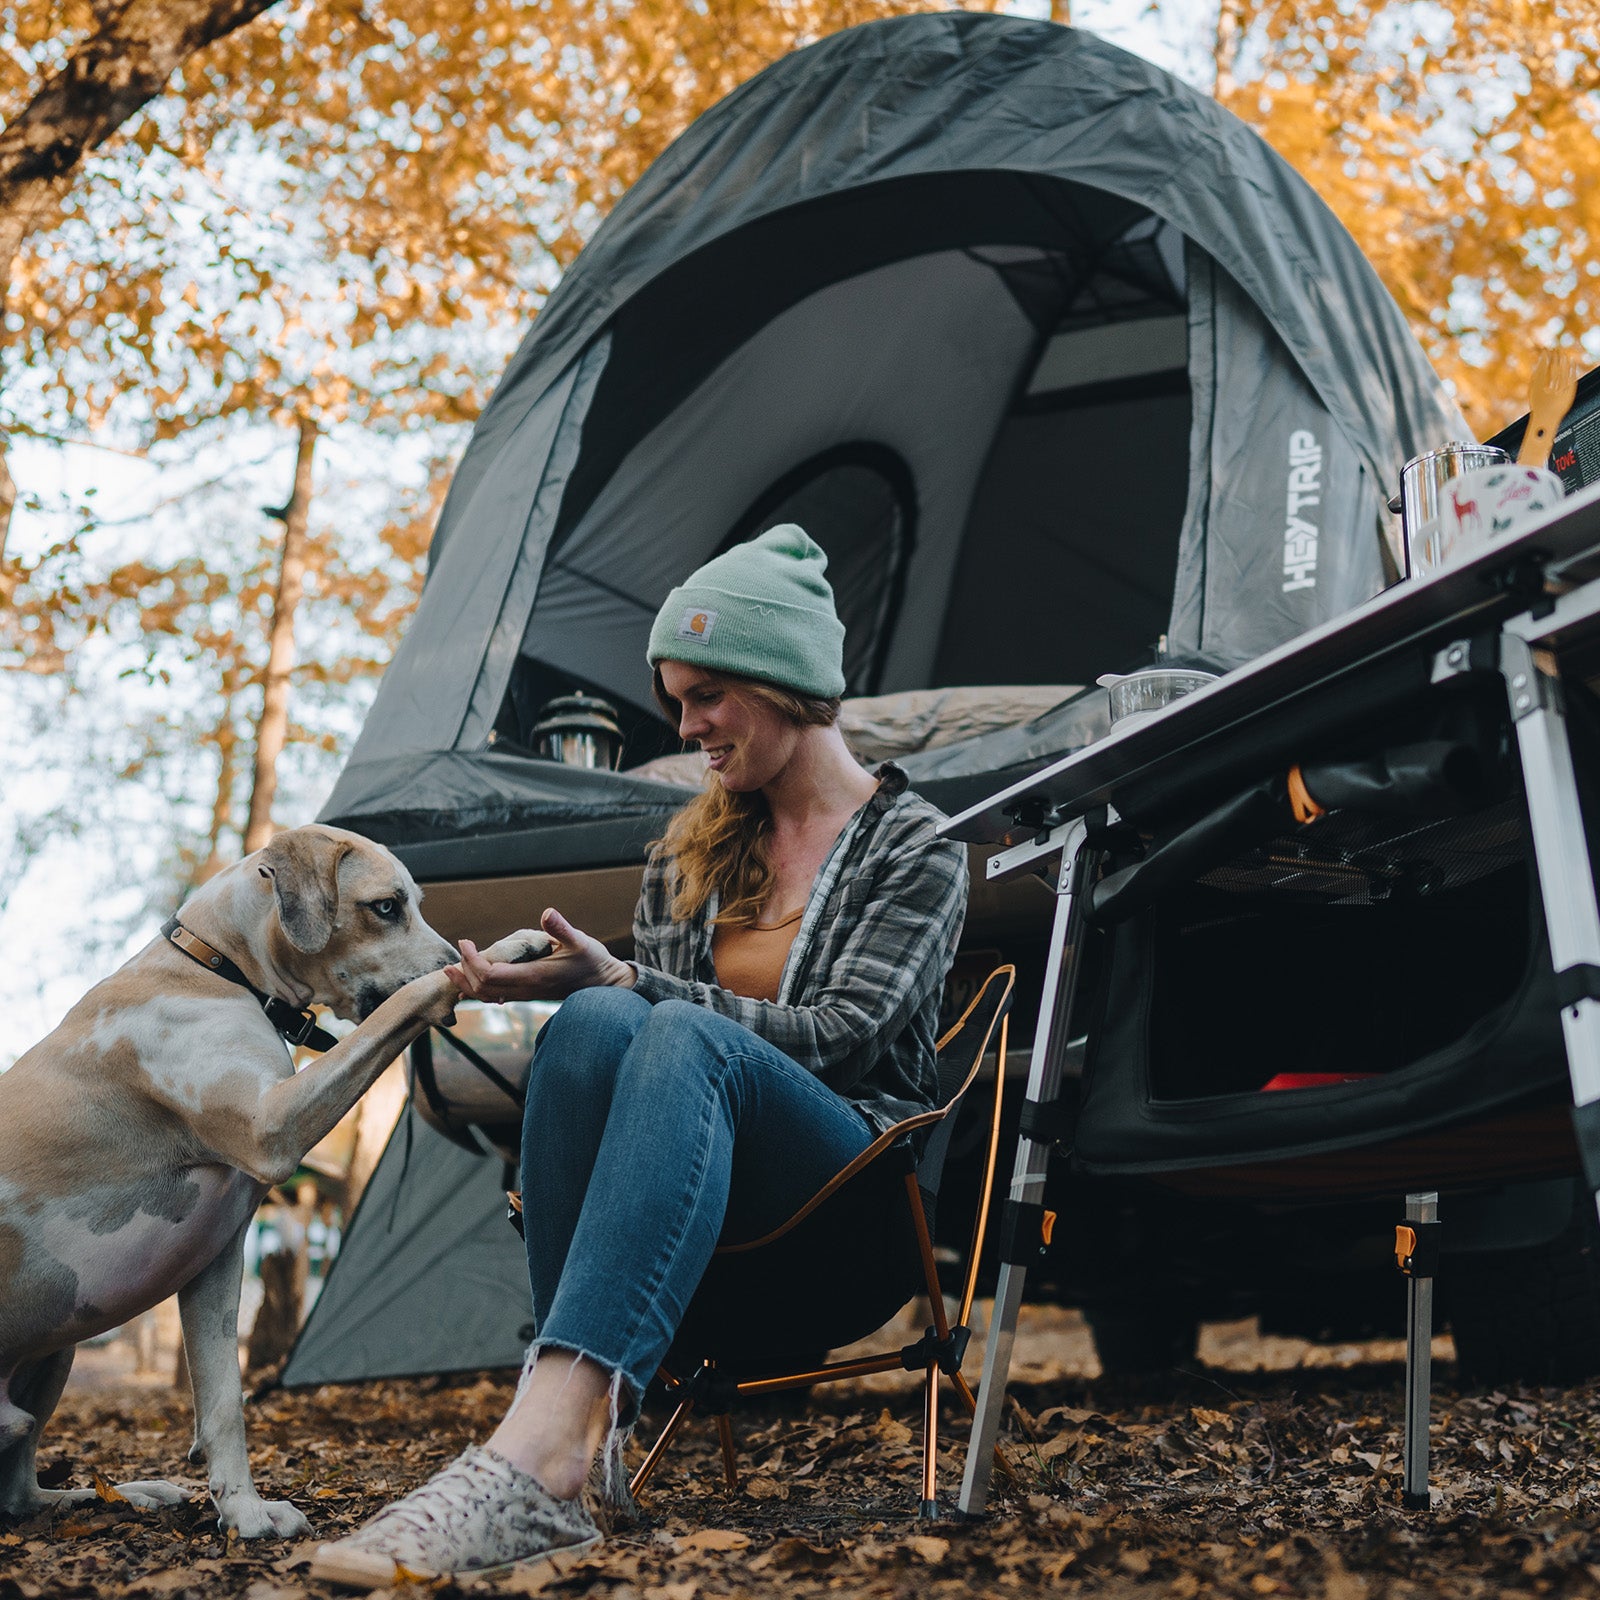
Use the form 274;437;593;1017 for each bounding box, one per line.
1217;0;1600;436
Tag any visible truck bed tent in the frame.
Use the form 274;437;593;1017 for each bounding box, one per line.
287;13;1469;1389
317;10;1465;875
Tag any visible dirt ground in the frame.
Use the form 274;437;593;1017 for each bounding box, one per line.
6;1308;1600;1600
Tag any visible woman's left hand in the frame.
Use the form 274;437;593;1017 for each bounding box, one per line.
445;908;636;1003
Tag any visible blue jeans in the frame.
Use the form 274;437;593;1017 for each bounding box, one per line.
518;987;875;1412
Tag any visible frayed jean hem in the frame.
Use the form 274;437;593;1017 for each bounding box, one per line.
512;1339;636;1507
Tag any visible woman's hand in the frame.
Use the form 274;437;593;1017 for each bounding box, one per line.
445;908;636;1003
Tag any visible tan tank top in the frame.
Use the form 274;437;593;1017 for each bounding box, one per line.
712;907;805;1001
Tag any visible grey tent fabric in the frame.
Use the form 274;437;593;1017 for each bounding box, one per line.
347;341;606;763
1169;248;1391;660
523;248;1041;712
431;14;1456;565
320;13;1465;871
282;1109;533;1387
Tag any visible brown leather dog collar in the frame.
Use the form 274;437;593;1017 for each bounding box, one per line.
160;916;337;1052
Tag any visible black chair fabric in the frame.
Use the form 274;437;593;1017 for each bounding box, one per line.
665;969;1013;1377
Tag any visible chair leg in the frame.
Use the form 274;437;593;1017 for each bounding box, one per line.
630;1393;696;1499
951;1369;978;1415
716;1412;739;1494
920;1362;940;1519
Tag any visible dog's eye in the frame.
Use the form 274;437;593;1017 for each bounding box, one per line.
371;899;401;920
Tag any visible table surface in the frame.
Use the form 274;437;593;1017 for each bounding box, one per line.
939;479;1600;847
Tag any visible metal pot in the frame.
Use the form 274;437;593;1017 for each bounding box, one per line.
1388;443;1510;578
528;693;625;770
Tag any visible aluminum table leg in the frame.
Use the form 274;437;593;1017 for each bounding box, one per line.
1501;630;1600;1217
958;819;1094;1516
1399;1191;1439;1511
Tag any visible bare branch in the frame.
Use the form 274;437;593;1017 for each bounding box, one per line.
0;0;282;297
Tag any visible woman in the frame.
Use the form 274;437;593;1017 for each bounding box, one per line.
311;524;968;1586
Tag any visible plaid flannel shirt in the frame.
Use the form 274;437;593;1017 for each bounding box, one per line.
629;764;969;1132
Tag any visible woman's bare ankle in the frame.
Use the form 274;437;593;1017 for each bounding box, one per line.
485;1350;614;1501
486;1424;591;1500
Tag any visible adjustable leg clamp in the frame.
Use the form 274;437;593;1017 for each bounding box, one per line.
998;1199;1057;1265
1018;1098;1074;1148
1394;1220;1441;1279
685;1364;741;1413
1398;1194;1439;1512
901;1323;972;1377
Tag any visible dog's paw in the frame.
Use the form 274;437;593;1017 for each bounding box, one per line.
218;1492;312;1539
481;929;554;965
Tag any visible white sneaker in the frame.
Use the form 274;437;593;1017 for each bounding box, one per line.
310;1446;601;1587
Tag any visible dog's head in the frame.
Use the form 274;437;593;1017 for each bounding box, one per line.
256;826;457;1022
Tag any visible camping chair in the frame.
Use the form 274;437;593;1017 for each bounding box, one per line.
627;965;1016;1519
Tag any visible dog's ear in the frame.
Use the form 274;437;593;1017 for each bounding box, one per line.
258;829;351;954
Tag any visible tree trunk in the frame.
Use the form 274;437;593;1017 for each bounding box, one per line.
1213;0;1246;99
0;436;15;582
0;0;281;307
245;1249;300;1376
245;1182;318;1376
1048;0;1071;22
244;414;316;855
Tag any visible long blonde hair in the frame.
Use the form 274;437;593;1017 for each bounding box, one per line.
652;666;841;927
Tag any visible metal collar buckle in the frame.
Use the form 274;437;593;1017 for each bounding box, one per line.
263;997;322;1048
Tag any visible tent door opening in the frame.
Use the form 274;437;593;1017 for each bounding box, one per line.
719;441;917;697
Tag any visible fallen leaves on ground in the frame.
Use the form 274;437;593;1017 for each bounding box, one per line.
8;1355;1600;1598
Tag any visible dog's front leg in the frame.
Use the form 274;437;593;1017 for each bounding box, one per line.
178;1220;310;1539
232;969;466;1184
200;935;546;1186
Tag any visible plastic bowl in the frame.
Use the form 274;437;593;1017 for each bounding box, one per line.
1097;667;1218;726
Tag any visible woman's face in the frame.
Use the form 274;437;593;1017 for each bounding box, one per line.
658;661;801;793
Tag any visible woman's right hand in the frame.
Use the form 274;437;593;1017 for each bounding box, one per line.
445;908;635;1003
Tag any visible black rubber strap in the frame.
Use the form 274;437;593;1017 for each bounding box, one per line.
409;1030;451;1125
1572;1100;1600;1196
435;1027;526;1106
1080;805;1115;849
1556;964;1600;1011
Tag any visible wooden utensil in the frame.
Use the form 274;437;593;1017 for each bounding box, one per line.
1518;349;1580;466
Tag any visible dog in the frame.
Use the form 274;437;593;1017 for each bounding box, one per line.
0;824;545;1536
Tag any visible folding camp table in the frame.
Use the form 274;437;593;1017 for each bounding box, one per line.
941;480;1600;1516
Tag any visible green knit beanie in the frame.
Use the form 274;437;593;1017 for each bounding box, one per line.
647;524;847;697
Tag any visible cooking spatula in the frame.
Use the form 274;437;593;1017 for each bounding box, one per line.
1518;348;1579;467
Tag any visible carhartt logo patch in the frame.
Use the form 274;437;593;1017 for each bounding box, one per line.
676;607;718;643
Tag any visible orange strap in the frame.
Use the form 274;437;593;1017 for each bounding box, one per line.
1287;764;1327;825
1394;1224;1416;1271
